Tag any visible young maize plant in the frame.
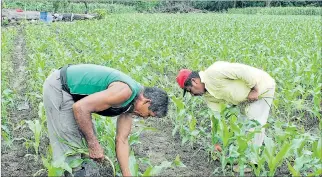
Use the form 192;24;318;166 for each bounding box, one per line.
263;137;292;176
129;151;186;176
25;119;42;155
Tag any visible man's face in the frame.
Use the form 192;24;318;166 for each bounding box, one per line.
185;78;206;96
134;98;156;118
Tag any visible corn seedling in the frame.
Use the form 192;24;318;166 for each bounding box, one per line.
263;137;292;176
129;151;186;176
25;119;42;155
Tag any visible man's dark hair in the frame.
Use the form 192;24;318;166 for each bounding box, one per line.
143;87;169;118
184;71;200;87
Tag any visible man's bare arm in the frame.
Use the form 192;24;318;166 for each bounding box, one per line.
116;113;133;177
72;82;132;161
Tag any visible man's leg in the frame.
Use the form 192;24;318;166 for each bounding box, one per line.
245;86;275;146
43;70;99;176
43;70;83;162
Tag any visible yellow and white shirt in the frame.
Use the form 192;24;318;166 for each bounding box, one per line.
200;61;275;112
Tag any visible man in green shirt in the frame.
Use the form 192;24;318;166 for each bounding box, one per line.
43;64;169;176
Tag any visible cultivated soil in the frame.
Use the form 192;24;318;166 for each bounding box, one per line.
2;25;318;177
0;26;215;177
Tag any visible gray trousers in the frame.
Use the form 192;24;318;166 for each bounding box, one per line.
43;70;100;176
43;69;83;163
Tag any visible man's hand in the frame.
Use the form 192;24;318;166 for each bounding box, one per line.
122;171;132;177
248;85;259;102
214;144;222;152
88;140;105;162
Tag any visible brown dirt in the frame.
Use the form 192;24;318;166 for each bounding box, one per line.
132;118;217;176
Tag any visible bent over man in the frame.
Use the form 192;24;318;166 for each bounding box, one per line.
176;61;275;150
43;64;169;176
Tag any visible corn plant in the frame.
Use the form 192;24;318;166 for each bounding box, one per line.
41;155;73;176
215;107;239;175
263;137;292;176
171;96;186;139
34;145;73;177
25;119;43;155
38;102;47;131
59;136;116;177
210;114;220;145
129;151;186;176
233;122;262;176
312;136;322;162
248;145;267;176
212;105;263;175
287;151;321;177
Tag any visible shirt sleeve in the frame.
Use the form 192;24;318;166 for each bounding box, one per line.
207;62;257;88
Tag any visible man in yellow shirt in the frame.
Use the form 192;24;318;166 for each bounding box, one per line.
176;61;276;150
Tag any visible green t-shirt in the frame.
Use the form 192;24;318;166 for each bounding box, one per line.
66;64;142;107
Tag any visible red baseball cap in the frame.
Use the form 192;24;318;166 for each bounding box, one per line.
176;69;192;97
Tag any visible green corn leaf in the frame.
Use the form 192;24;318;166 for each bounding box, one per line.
139;157;151;166
48;166;64;177
52;157;72;175
172;125;179;137
129;132;140;146
294;155;311;171
141;127;158;132
287;161;301;177
312;138;322;161
190;130;199;136
189;116;197;131
68;158;84;169
182;137;189;146
129;151;139;177
142;166;153;176
106;136;115;151
149;161;172;175
236;136;248;153
290;138;304;156
273;142;291;167
230;116;240;135
171;96;184;111
264;137;275;158
173;155;186;167
41;156;50;169
210;115;219;135
221;119;233;148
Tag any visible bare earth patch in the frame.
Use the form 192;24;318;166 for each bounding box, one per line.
132;118;217;176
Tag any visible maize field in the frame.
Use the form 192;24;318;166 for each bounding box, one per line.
1;11;321;176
